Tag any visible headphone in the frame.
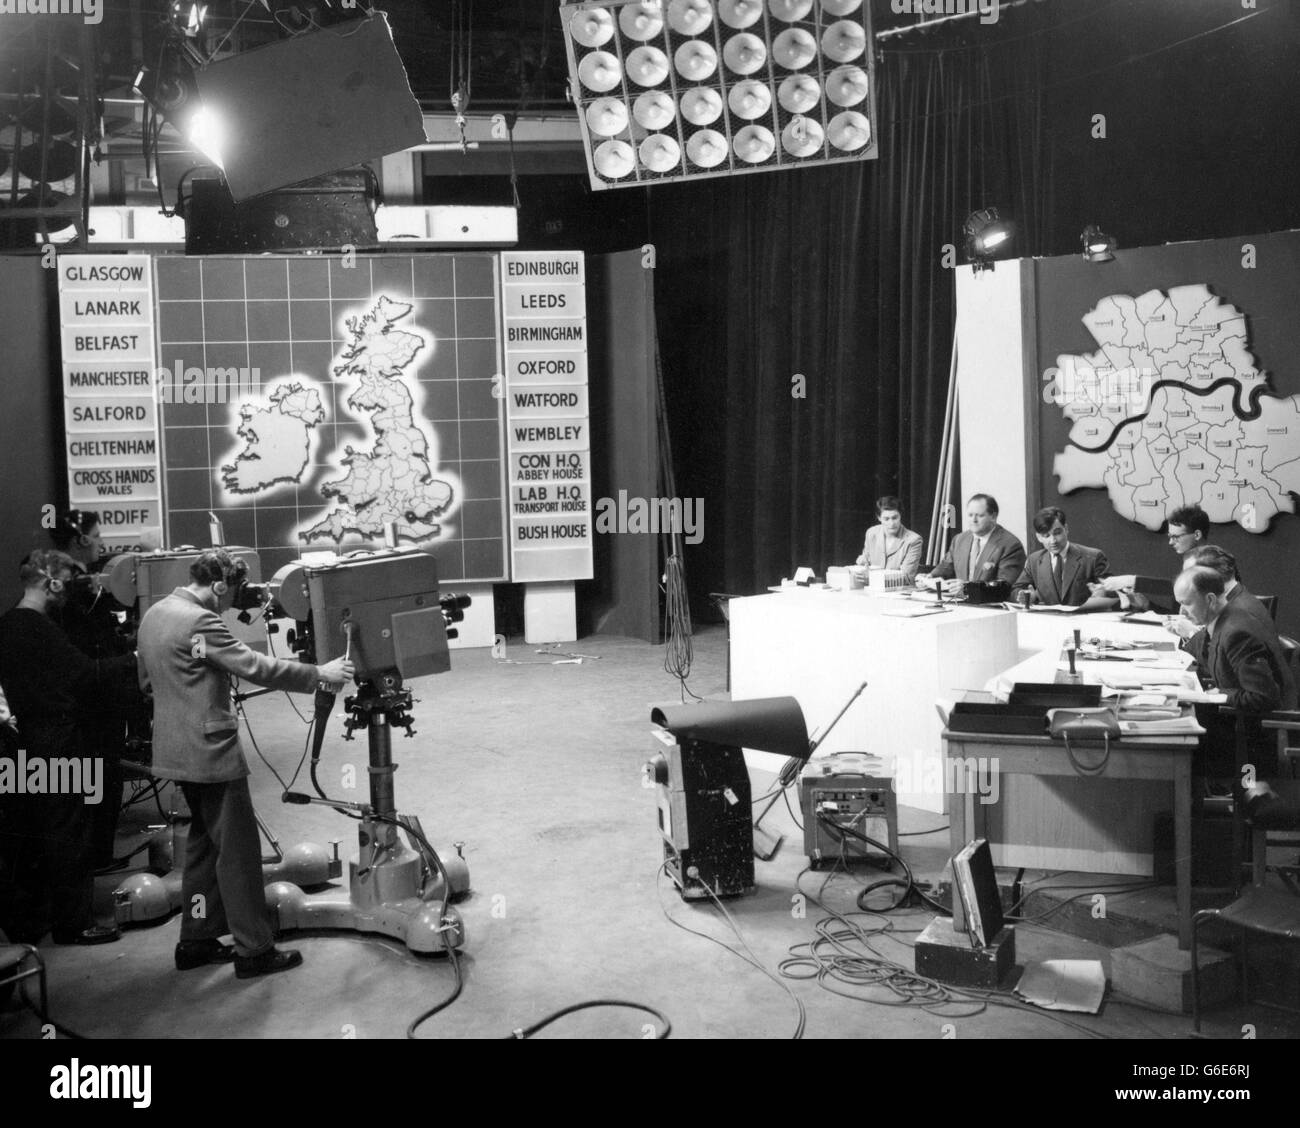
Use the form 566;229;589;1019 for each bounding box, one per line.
59;509;98;549
20;551;69;596
193;550;247;597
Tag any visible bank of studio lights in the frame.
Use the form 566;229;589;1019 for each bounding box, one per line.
561;0;878;189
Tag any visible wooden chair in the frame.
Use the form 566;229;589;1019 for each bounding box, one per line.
1191;781;1300;1031
1257;594;1278;621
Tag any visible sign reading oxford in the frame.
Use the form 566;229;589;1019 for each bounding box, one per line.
58;255;162;548
501;251;592;582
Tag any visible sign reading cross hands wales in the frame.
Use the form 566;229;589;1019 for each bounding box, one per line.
501;251;593;581
1050;284;1300;532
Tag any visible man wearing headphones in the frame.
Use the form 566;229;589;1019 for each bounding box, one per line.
49;508;141;872
136;549;354;979
0;550;138;945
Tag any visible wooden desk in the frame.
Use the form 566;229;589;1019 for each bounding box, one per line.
943;728;1198;949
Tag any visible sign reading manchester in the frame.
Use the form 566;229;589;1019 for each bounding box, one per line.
501;251;592;582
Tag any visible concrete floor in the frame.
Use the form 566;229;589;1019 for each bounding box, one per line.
2;625;1296;1040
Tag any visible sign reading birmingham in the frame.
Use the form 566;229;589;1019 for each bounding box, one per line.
222;295;459;544
1050;284;1300;533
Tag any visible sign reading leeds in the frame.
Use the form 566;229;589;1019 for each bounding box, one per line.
58;254;162;554
501;251;593;582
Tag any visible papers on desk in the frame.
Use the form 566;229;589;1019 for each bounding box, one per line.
881;604;951;618
1121;611;1170;627
1022;603;1090;614
1014;960;1107;1013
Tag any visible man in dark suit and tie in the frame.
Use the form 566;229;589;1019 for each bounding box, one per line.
1173;566;1297;779
1169;545;1275;669
1012;507;1117;609
923;494;1026;594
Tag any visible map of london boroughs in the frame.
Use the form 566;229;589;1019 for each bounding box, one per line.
1051;284;1300;532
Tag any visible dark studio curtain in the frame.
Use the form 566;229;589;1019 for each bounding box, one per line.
649;7;1057;604
646;0;1300;611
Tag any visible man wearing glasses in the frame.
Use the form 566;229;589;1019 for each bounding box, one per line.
1091;504;1210;613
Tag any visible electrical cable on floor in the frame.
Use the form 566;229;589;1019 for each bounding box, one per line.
663;554;699;702
784;869;1114;1036
657;865;805;1038
1004;872;1156;917
16;994;85;1041
505;1000;671;1039
898;824;950;837
1007;882;1160;927
815;814;950;916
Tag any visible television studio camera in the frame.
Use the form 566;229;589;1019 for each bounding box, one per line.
237;547;474;955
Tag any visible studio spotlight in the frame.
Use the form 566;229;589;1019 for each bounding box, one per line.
184;105;225;168
963;207;1016;271
1081;224;1116;263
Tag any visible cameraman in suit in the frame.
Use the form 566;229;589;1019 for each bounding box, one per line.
136;549;353;979
922;493;1026;594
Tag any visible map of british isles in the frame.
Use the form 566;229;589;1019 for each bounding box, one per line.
1051;284;1300;532
221;294;459;544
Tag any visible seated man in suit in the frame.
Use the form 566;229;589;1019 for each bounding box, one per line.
1170;545;1273;658
1094;503;1211;612
1012;507;1117;609
1172;566;1297;779
921;493;1026;595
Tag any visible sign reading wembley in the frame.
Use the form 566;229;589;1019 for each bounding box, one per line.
501;251;593;582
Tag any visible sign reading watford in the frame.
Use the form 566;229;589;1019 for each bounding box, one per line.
500;251;592;582
58;254;162;553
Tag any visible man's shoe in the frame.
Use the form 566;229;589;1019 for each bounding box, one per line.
52;925;120;945
234;947;303;980
175;939;238;970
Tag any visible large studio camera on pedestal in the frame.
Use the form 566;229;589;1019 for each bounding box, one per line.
245;548;472;955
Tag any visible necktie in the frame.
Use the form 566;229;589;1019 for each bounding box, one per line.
1052;554;1063;599
969;538;982;580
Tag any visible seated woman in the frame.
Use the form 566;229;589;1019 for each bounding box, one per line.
856;496;924;583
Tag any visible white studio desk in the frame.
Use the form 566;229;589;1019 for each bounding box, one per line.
728;588;1020;813
730;594;1195;877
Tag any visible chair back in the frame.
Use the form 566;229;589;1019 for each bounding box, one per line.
1258;594;1279;620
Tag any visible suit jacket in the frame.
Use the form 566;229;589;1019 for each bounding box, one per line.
138;588;320;783
1203;603;1298;714
930;525;1026;585
860;525;924;581
1012;543;1110;606
1185;584;1279;672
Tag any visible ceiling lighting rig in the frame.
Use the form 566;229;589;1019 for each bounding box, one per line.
560;0;878;190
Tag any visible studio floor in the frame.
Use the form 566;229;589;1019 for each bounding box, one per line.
1;625;1296;1041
